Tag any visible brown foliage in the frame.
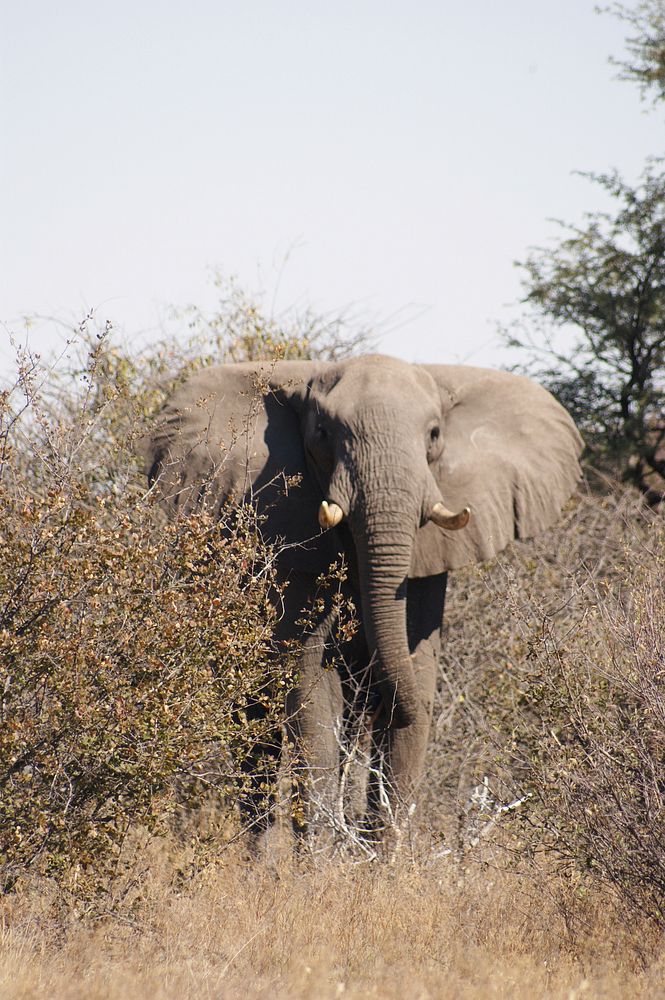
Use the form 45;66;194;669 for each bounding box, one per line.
0;287;370;893
0;328;293;892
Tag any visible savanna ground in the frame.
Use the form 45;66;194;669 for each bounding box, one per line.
3;845;664;1000
1;306;664;998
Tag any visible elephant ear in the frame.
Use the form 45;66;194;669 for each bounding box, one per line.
411;365;583;576
144;360;343;572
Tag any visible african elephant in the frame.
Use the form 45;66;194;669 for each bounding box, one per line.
146;354;582;847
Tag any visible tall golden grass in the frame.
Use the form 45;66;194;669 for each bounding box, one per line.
1;838;663;1000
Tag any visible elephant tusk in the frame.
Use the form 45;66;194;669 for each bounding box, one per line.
318;500;344;529
429;502;471;530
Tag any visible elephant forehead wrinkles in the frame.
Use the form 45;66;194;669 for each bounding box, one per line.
327;372;438;422
342;445;429;506
335;401;433;439
342;432;422;475
334;354;439;397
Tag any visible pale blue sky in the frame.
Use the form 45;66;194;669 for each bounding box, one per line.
0;1;659;375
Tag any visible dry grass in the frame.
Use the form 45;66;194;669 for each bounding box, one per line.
1;838;663;1000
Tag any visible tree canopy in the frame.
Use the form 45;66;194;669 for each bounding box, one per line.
510;4;665;501
510;165;665;500
606;1;665;103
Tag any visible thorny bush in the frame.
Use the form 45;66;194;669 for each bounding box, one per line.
0;285;368;895
510;511;665;925
431;490;665;926
0;331;299;894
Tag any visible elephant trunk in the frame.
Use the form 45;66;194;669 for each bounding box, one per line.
351;514;419;729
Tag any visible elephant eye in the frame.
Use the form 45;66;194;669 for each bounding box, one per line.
427;424;442;463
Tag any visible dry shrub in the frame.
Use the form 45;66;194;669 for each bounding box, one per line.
0;285;373;895
429;488;665;925
0;286;369;894
0;332;293;893
509;513;665;924
425;491;630;837
4;287;663;955
181;270;373;363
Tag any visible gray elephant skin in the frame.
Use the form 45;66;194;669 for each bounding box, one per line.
146;354;582;846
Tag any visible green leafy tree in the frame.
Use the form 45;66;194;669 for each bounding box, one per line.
509;165;665;501
605;1;665;103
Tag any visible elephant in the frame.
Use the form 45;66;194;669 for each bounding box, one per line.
145;353;582;849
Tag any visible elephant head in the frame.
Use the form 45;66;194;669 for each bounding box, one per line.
146;354;582;730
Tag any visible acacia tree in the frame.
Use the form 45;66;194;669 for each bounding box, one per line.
606;1;665;103
510;4;665;499
510;165;665;500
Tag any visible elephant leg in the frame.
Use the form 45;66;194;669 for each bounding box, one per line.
365;572;447;841
278;571;349;846
235;569;347;851
286;661;344;845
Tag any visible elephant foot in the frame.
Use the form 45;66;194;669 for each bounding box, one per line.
242;819;295;868
357;799;418;861
240;823;269;862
